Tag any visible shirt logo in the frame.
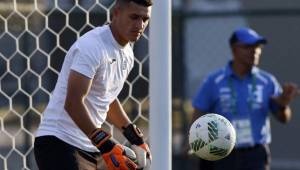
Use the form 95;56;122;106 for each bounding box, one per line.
109;58;116;64
250;85;263;103
122;60;127;70
248;84;263;109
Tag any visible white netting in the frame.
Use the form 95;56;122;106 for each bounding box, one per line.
0;0;150;169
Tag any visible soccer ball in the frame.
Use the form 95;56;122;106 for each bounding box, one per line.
189;113;236;161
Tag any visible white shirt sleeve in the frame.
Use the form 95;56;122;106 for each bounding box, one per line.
70;43;101;79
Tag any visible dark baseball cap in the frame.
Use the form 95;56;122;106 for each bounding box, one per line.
229;28;267;45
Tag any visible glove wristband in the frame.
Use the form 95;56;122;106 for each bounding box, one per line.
122;124;144;145
88;128;115;153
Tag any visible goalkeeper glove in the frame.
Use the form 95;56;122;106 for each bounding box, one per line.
89;128;138;170
123;124;152;168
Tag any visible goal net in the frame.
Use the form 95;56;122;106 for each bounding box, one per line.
0;0;150;169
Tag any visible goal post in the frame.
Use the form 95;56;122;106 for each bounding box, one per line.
149;0;172;169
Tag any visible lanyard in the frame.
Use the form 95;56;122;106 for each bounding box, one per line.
227;74;257;115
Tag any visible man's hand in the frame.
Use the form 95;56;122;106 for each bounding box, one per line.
272;83;300;106
89;128;137;170
101;144;137;170
123;124;152;168
131;143;152;168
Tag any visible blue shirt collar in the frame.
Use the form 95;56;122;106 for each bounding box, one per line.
225;60;259;78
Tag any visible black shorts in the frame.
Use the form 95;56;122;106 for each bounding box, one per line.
34;136;106;170
198;144;271;170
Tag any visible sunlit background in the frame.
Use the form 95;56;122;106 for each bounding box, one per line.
0;0;300;169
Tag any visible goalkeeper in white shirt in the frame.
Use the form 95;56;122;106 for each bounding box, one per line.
34;0;152;169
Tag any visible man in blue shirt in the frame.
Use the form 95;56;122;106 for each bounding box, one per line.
192;27;299;170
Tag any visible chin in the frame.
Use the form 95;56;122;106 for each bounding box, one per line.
129;36;140;42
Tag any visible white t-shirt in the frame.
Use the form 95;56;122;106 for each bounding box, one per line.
36;25;134;152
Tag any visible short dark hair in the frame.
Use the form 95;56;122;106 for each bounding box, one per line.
229;33;238;46
116;0;153;7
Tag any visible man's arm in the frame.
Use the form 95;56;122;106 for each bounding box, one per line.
64;70;97;136
273;105;291;123
106;99;132;130
64;70;138;169
271;83;300;123
106;99;152;168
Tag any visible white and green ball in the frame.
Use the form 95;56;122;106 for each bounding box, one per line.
189;113;236;161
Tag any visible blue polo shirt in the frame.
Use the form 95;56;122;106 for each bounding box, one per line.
192;61;282;148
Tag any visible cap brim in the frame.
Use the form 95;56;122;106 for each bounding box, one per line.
240;37;267;45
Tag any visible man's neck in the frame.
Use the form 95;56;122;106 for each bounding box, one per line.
109;23;128;47
231;62;252;78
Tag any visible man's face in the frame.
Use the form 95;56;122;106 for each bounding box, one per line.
114;2;151;43
233;43;263;68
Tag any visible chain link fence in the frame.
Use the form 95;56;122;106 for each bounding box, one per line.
0;0;150;169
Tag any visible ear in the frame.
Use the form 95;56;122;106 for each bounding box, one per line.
113;6;121;18
230;46;238;57
231;45;238;52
